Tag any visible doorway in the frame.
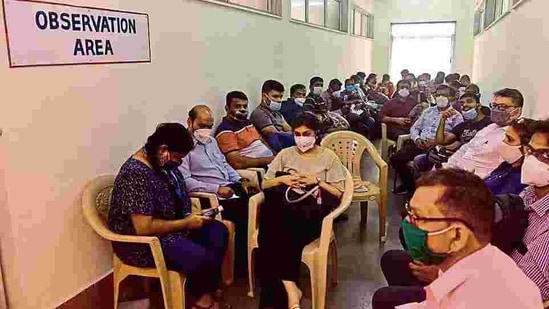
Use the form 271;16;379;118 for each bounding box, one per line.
390;22;456;80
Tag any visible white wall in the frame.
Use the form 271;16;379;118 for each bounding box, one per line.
0;0;373;308
473;0;549;119
372;0;475;78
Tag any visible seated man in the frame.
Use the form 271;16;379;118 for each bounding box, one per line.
306;76;324;102
180;105;253;272
415;92;492;172
391;85;463;195
372;169;543;309
380;80;418;140
251;80;294;152
444;88;524;178
341;78;376;137
303;97;350;138
510;120;549;303
215;91;274;170
281;84;307;125
321;78;343;112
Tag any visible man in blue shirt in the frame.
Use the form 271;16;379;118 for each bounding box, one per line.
280;84;307;126
180;105;252;273
390;85;463;195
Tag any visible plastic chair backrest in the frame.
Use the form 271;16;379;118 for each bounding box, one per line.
81;174;123;242
321;131;387;178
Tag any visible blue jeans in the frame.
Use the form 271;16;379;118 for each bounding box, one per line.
162;220;229;297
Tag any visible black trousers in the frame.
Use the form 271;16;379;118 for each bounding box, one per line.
258;188;334;309
390;142;425;192
372;250;426;309
199;184;249;276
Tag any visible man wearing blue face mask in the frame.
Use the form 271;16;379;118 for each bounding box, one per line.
281;84;307;125
444;88;524;178
251;80;294;152
372;169;543;309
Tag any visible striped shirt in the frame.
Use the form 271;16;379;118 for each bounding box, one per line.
510;186;549;301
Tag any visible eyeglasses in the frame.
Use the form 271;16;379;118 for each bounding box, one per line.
523;144;549;164
489;102;519;111
404;201;474;231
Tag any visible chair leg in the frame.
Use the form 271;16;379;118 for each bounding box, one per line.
360;201;368;228
113;271;122;309
378;197;387;243
330;242;339;287
310;260;328;309
159;272;173;309
247;247;255;298
222;220;235;286
168;271;186;309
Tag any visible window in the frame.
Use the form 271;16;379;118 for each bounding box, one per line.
474;8;484;36
484;0;509;29
352;7;373;38
291;0;347;31
215;0;281;16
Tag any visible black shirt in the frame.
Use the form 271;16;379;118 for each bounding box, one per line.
452;116;492;144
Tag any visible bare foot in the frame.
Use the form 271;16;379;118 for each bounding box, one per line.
282;280;302;309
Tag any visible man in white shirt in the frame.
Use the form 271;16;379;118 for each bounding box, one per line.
372;169;542;309
444;88;524;178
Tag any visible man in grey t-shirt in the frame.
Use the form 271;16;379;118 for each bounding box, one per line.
250;80;294;152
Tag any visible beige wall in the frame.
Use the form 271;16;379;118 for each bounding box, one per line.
473;0;548;119
0;0;373;307
372;0;475;78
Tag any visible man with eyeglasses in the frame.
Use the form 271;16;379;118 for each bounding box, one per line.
444;88;524;178
510;120;549;304
372;169;542;309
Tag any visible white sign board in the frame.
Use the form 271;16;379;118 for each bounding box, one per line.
2;0;151;67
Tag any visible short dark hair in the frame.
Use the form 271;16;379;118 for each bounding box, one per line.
290;84;306;97
357;71;366;79
396;80;411;89
226;91;248;107
423;73;432;80
459;92;480;103
436;84;457;97
262;80;285;94
291;112;320;132
188;105;211;121
401;69;409;75
345;78;354;85
448;80;463;90
465;83;480;95
309;76;324;87
532;119;549;137
509;118;536;146
329;79;342;88
366;73;377;83
416;169;495;244
493;88;524;107
445;73;459;83
382;74;391;82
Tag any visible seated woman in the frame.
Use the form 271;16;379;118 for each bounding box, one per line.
108;123;229;309
485;118;535;195
257;113;347;309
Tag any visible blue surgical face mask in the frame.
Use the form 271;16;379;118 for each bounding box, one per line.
269;100;282;111
462;108;478;121
346;85;356;92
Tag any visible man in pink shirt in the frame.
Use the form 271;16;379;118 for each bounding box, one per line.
373;169;542;309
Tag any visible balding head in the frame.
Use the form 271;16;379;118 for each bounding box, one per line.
187;105;214;135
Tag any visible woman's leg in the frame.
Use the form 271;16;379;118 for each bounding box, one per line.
162;221;229;300
380;250;422;286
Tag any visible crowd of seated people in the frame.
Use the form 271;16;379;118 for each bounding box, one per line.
105;69;549;309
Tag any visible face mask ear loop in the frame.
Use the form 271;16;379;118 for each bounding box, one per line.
427;225;455;236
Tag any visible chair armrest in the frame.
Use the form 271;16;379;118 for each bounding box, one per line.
237;169;260;190
190;192;220;209
396;134;411;151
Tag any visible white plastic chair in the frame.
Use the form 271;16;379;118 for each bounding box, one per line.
247;170;353;309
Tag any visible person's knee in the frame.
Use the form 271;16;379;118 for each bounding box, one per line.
210;220;230;249
381;250;410;272
372;287;394;309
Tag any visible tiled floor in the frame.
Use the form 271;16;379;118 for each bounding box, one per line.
220;154;407;309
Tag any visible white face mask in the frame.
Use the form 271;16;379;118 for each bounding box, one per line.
295;135;316;153
499;142;523;164
521;155;549;187
294;97;306;107
193;128;212;144
436;96;449;109
398;88;410;98
313;87;323;96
